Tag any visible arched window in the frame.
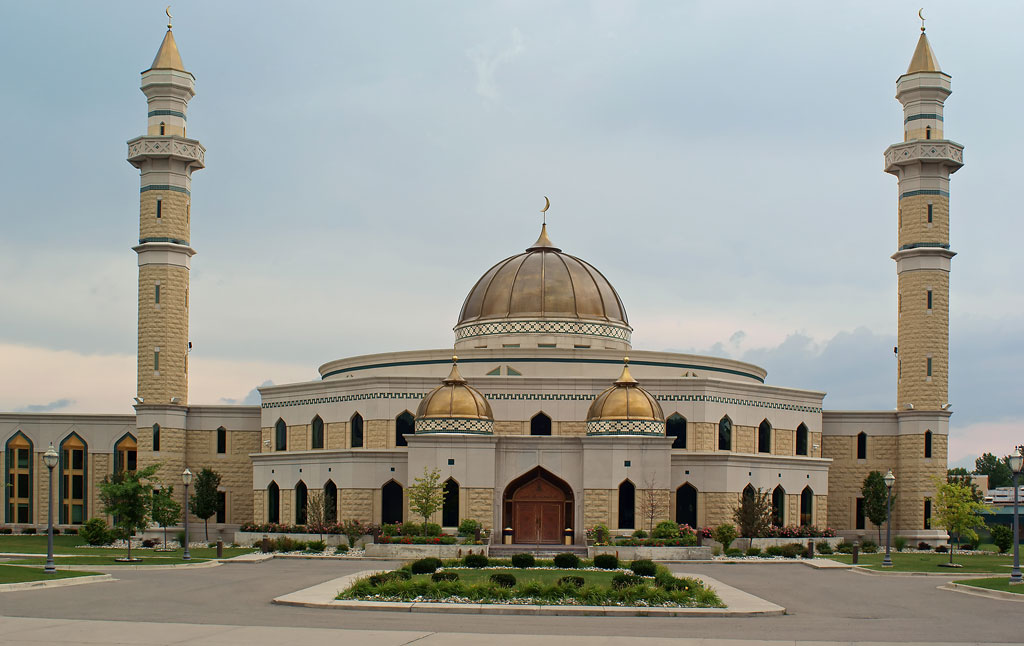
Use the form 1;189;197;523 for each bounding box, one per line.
925;126;931;139
59;433;88;525
159;121;165;135
216;427;226;454
442;478;459;527
618;480;635;530
800;486;814;526
275;419;287;451
115;433;137;473
382;480;403;525
295;481;308;525
675;483;697;528
152;423;161;452
758;419;771;453
718;416;732;451
924;430;932;458
267;482;280;524
531;412;552;436
5;432;33;524
311;416;324;450
350;413;363;448
323;480;337;523
796;423;809;456
856;432;867;460
667;414;686;449
772;486;786;526
395;411;414;447
743;484;756;504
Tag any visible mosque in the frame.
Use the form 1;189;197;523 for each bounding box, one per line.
1;18;960;545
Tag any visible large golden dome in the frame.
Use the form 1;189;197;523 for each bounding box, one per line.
456;224;629;328
587;359;664;423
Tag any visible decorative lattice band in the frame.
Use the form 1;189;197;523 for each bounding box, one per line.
586;419;666;436
414;418;494;435
455;319;631;342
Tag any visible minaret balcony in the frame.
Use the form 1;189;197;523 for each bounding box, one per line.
884;140;963;174
127;135;205;169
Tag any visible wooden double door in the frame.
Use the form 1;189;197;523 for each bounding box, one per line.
508;474;569;544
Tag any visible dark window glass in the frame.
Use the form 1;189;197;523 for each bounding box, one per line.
758;420;771;453
275;419;287;451
267;483;280;524
311;417;324;450
72;475;84;499
796;424;809;456
743;484;756;504
924;431;932;458
857;432;867;460
395;412;414;447
530;413;552;436
72;450;83;470
382;481;403;525
17;504;29;523
217;427;226;454
351;414;364;448
155;284;160;304
17;448;29;468
927;203;933;223
927;290;933;310
856;497;866;530
800;487;814;526
17;474;29;495
295;482;308;525
772;487;785;526
718;417;732;451
127;451;137;471
924;499;932;529
676;484;697;527
216;491;226;523
666;414;686;449
324;481;337;523
156;199;162;219
442;479;459;527
72;504;83;524
153;424;161;452
927;358;932;377
618;481;635;529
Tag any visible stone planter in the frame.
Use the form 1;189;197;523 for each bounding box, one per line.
589;546;712;560
363;543;487;559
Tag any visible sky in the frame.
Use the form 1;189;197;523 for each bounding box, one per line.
2;1;1021;469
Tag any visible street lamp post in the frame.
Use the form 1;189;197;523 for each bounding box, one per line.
182;468;193;561
882;469;896;568
1009;452;1023;585
42;444;59;574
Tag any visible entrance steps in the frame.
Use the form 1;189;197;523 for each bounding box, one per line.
489;544;588;558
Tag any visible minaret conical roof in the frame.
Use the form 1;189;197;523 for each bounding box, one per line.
149;29;186;72
906;32;941;74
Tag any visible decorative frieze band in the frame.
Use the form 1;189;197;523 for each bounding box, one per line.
454;319;631;343
884;141;963;169
586;419;666;436
414;418;494;435
127;137;206;166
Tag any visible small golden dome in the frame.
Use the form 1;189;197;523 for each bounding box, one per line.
457;224;628;327
586;358;664;422
416;357;494;420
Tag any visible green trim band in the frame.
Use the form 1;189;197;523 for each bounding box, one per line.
905;113;943;122
148;110;186;120
320;356;765;383
141;185;190;195
139;237;189;245
900;189;948;199
899;242;951;250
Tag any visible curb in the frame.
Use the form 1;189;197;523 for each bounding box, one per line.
941;581;1024;602
850;566;999;578
0;574;114;592
35;560;222;572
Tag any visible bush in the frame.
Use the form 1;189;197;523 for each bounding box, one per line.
463;553;489;568
489;572;517;588
63;527;77;535
410;557;442;574
713;523;738;550
861;540;878;554
593;554;619;569
991;524;1013;554
400;521;421;536
836;541;853;554
457;518;482;536
780;543;805;559
0;527;12;535
52;528;61;535
745;547;762;557
306;540;326;552
765;545;783;557
274;536;296;552
724;547;743;557
611;573;644;589
80;518;113;546
893;536;907;552
553;552;580;569
652;520;681;539
557;575;585;588
368;570;412;586
815;540;833;555
630;559;657;576
431;571;459;582
21;527;37;535
334;543;348;554
935;545;949;553
510;553;535;568
591;524;611;544
141;539;157;548
631;529;648;539
423;523;442;537
918;541;931;551
380;523;400;537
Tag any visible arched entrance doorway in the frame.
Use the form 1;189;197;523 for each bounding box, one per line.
503;467;573;544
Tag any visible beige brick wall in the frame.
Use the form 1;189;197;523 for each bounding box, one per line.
556;421;586;437
182;429;260;525
260;427;272;452
635;488;671;532
327;421;347;449
288;425;309;452
824;434;898;532
466;488;494;528
895;433;947;531
898;195;949;249
139;191;190;242
584;489;612;529
138;264;189;403
339;488;376;523
138;426;187;508
493;421;526;436
898;270;949;410
693;422;716;451
280;489;293;525
702;492;740;527
366;420;390;449
253;489;265;524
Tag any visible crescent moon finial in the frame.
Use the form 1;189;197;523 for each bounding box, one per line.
166;6;173;30
918;8;925;32
541;196;550;213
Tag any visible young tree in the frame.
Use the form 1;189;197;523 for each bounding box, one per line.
407;467;446;534
98;463;160;561
151;486;181;550
861;471;894;544
733;487;772;539
189;468;222;541
305;490;327;540
946;469;983;502
933;478;990;565
974;453;1012;489
638;475;668;533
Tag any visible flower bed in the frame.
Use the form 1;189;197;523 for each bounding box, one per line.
376;535;457;545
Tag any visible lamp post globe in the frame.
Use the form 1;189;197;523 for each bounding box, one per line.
1010;451;1023;585
882;469;896;568
43;444;59;574
182;468;193;561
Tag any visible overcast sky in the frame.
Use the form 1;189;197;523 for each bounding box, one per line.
2;1;1021;469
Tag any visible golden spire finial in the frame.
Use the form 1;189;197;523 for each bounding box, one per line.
918;8;925;33
452;354;458;364
540;195;550;225
624;356;630;365
166;6;173;29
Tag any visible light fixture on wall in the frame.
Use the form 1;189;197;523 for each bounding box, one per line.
941;403;952;410
133;397;144;404
904;403;914;410
170;397;181;404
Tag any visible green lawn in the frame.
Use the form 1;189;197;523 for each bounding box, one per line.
0;564;99;584
420;568;620;586
0;536;252;559
954;577;1024;594
5;555;209;566
826;552;1013;573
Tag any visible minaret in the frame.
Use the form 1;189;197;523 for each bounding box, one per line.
127;16;205;406
885;26;962;411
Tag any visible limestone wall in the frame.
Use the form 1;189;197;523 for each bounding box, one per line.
137;264;189;403
139;190;190;242
898;270;949;410
895;433;947;531
253;489;265;524
693;422;716;451
339;488;376;523
898;195;949;249
701;491;740;527
465;488;494;528
365;420;390;449
327;421;347;449
584;489;612;528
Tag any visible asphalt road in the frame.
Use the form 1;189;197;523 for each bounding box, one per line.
0;559;1019;644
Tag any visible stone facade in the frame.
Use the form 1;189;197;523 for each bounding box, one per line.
139;190;191;242
583;489;612;528
339;488;376;523
898;194;949;249
137;264;189;403
898;270;949;410
465;488;494;526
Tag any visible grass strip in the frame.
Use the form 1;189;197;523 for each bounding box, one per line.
0;564;99;584
953;577;1024;594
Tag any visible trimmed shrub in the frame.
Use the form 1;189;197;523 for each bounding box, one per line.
651;520;681;539
410;557;442;574
463;553;489;568
141;539;157;548
780;543;805;558
713;523;738;550
400;521;421;536
991;524;1013;554
80;518;113;546
935;545;949;553
611;573;644;589
893;536;907;552
423;523;442;537
457;518;482;536
835;541;853;554
489;572;517;588
380;523;400;537
593;554;619;569
306;540;326;552
553;552;580;569
765;545;784;557
861;540;878;554
510;553;535;568
745;547;762;557
63;527;77;535
815;540;833;555
334;543;349;554
724;547;743;557
431;571;459;582
631;529;648;538
0;527;12;535
52;528;61;535
918;541;931;551
557;575;585;588
274;536;296;552
21;527;37;535
630;559;657;576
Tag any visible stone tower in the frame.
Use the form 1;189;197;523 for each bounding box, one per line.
129;18;205;487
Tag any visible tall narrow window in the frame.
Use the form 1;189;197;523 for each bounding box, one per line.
927;357;933;377
925;126;931;139
267;482;280;524
927;290;933;310
924;430;932;458
395;411;414;447
772;486;785;526
159;122;165;135
311;416;324;450
856;497;866;530
324;480;337;523
5;432;33;524
154;349;160;372
758;419;771;453
275;419;287;451
666;414;686;449
676;484;698;527
216;427;226;454
350;413;363;448
115;434;137;473
442;478;459;527
718;416;732;451
59;433;87;525
618;481;635;530
152;424;161;452
796;423;809;456
155;284;161;304
156;198;162;219
381;480;403;525
800;487;814;526
927;203;933;223
924;499;932;529
856;432;867;460
216;491;226;523
295;481;308;525
530;412;552;436
743;484;756;504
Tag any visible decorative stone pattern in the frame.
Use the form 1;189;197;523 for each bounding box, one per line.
415;418;494;435
493;421;527;436
466;488;494;527
365;420;390;449
586;420;665;437
898;195;949;249
127;137;206;166
288;425;308;452
584;489;612;528
884;140;963;169
557;421;587;437
183;428;260;525
280;489;293;525
693;422;716;451
455;319;632;343
139;191;191;243
137;264;189;403
776;429;794;456
138;426;187;511
898;271;949;410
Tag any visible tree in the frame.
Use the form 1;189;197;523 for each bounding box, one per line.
151;486;181;550
407;467;446;534
98;463;159;561
638;475;668;533
932;478;990;565
189;468;222;541
861;471;895;544
974;453;1012;489
305;490;327;540
733;487;772;539
947;469;982;502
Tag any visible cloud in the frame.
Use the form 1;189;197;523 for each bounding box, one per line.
19;398;74;413
220;380;274;406
468;28;525;101
948;419;1023;470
